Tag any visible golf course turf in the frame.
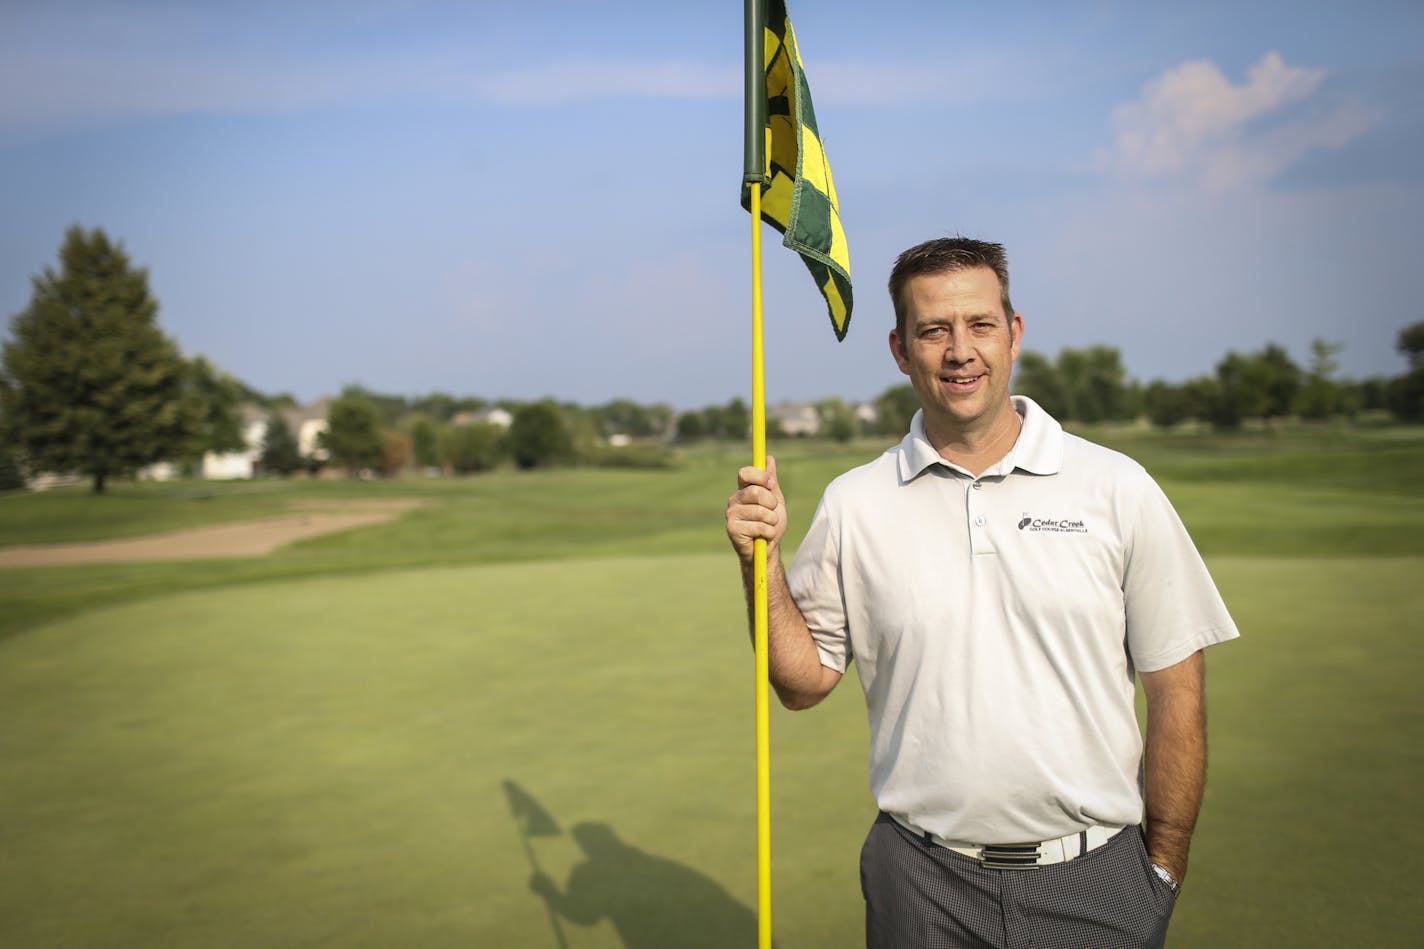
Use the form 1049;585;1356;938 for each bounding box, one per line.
1;427;1420;947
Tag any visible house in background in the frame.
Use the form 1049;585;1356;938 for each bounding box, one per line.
288;398;331;463
450;406;512;429
198;398;330;480
200;404;268;479
769;402;820;438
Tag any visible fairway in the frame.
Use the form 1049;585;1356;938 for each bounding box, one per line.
2;550;1421;947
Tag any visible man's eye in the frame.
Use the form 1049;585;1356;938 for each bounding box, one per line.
921;327;946;339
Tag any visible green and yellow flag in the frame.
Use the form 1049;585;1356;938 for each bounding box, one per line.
742;0;853;340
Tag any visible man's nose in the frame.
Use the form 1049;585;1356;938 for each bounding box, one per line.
941;329;973;363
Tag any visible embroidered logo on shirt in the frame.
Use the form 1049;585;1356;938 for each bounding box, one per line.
1017;513;1088;534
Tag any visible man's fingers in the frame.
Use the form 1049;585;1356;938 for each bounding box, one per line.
731;482;780;510
728;500;781;527
727;456;785;559
736;457;779;493
736;466;768;490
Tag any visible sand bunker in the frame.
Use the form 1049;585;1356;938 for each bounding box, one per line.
0;499;428;568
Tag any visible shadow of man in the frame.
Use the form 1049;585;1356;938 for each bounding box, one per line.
530;822;765;949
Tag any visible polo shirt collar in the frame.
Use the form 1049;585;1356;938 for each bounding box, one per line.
895;396;1064;482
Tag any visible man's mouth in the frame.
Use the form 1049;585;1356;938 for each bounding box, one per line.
940;373;985;392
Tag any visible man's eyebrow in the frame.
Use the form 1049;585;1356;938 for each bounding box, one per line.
916;312;1003;327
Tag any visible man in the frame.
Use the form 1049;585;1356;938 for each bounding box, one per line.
725;237;1238;948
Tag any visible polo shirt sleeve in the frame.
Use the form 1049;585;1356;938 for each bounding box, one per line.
1122;474;1240;672
786;494;852;673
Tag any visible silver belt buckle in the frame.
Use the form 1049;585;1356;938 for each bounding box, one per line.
978;843;1043;870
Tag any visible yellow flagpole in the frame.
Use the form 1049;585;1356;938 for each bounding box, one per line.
749;179;773;949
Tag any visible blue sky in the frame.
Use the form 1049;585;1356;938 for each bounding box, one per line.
3;0;1421;408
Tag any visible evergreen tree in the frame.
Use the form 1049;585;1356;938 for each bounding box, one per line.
0;227;192;492
0;397;23;489
259;412;302;475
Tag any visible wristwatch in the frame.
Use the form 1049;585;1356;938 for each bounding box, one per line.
1150;862;1181;894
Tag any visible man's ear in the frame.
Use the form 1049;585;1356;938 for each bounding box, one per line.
889;329;911;375
1010;312;1024;362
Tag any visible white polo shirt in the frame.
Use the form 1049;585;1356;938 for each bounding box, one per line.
786;396;1239;844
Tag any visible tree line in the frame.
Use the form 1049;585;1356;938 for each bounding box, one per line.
282;389;685;480
4;227;1423;492
1011;336;1424;431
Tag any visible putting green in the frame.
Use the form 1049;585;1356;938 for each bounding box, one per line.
2;554;1419;947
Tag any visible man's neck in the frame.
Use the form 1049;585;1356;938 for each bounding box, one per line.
924;400;1023;478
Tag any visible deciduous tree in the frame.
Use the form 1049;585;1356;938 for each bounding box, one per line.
446;421;505;473
816;397;858;443
1013;351;1070;420
321;387;385;475
179;355;246;468
722;397;751;442
1398;321;1424;370
1143;380;1190;428
872;383;920;436
509;400;574;469
381;428;412;477
1296;339;1343;420
1213;344;1301;428
407;413;442;470
1389;322;1424;421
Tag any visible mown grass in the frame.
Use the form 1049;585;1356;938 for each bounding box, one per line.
5;423;1419;548
2;427;1421;645
0;425;1421;947
1;554;1418;947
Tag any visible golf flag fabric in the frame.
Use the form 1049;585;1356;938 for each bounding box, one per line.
742;0;854;340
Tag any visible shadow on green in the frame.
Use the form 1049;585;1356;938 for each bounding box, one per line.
507;780;763;949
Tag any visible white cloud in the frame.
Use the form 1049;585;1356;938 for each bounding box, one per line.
1105;51;1375;190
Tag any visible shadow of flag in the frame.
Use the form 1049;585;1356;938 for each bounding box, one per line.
504;779;561;838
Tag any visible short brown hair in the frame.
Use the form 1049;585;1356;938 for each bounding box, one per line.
887;237;1014;339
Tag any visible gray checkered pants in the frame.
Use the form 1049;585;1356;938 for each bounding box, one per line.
860;812;1178;948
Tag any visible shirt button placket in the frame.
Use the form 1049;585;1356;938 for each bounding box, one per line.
968;480;996;555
